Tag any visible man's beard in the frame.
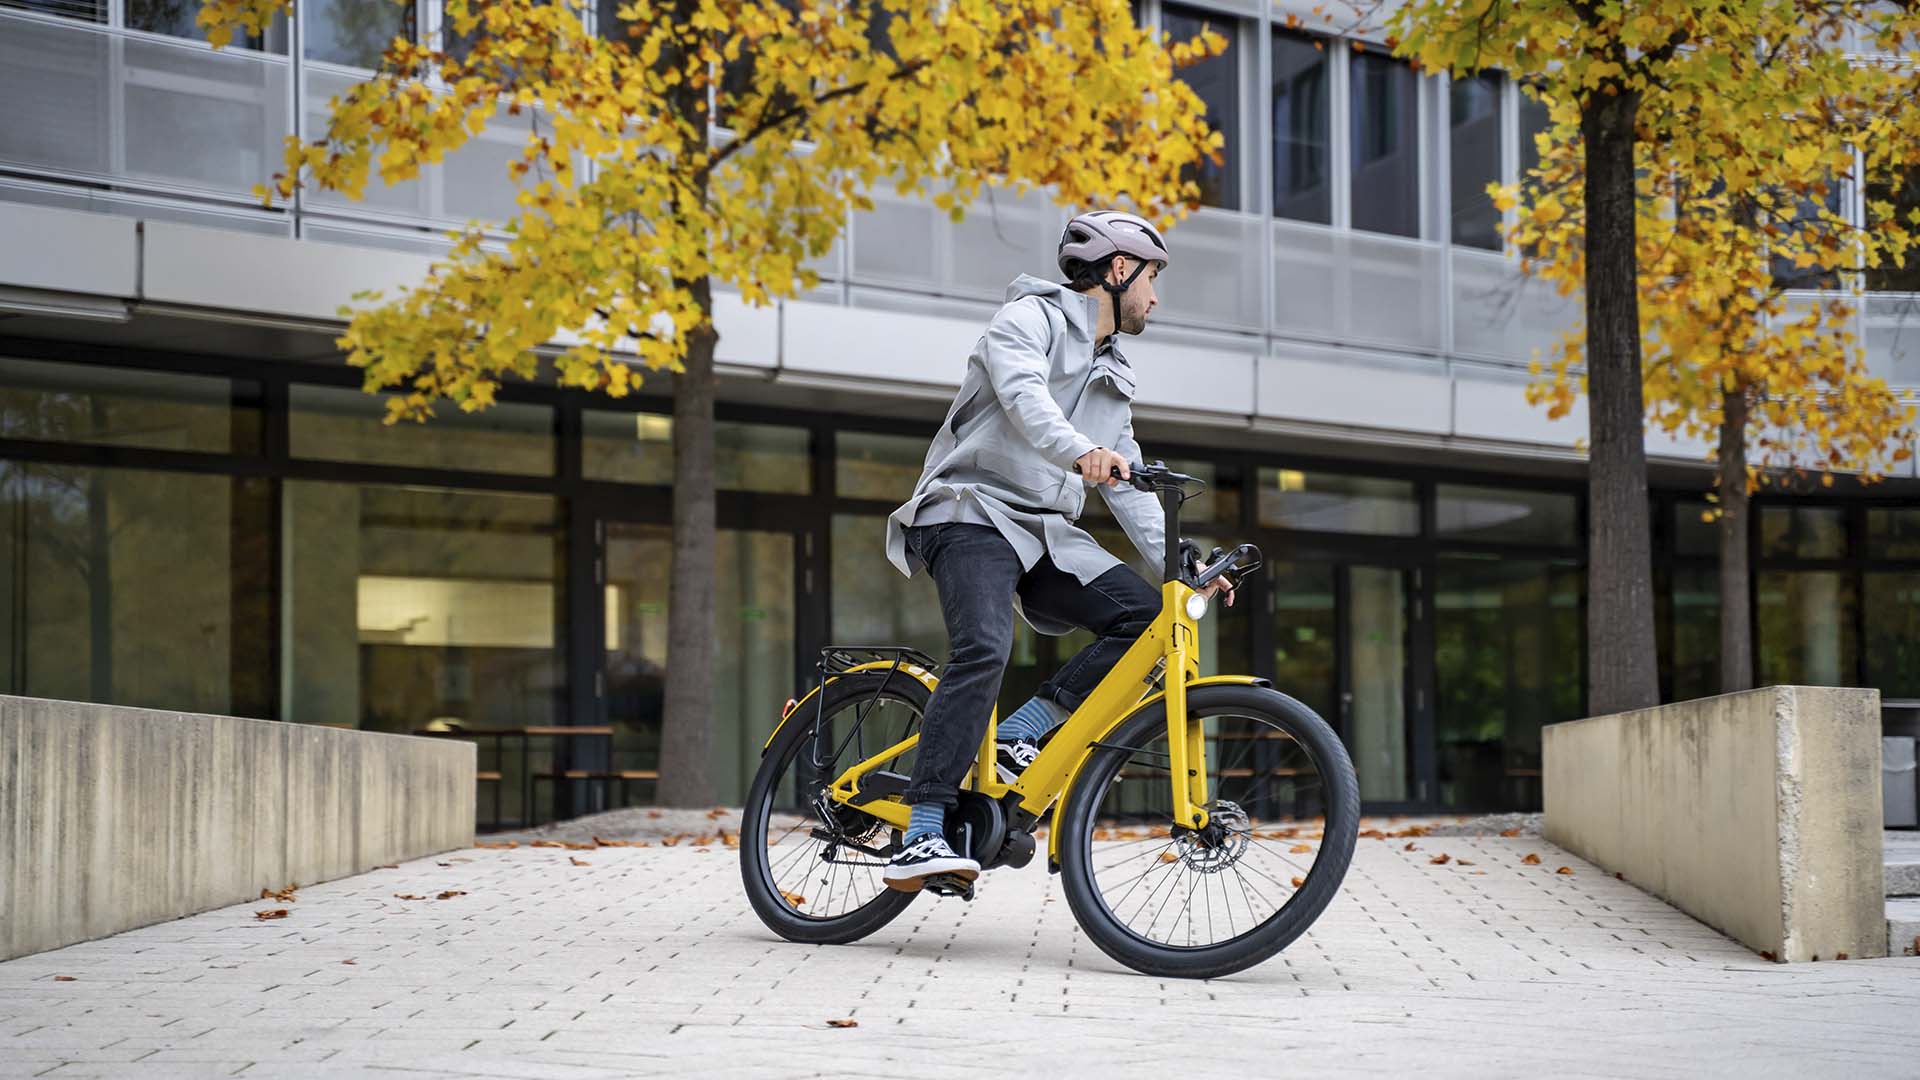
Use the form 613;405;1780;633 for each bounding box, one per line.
1119;300;1149;335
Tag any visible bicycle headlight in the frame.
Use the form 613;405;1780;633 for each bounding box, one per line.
1184;592;1209;621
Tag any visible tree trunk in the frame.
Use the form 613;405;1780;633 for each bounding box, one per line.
657;277;719;807
1717;380;1754;694
1580;88;1660;716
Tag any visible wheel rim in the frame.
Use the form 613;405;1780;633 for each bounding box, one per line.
754;689;923;922
1080;706;1335;951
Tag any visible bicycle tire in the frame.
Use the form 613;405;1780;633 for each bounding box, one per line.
1057;683;1360;979
739;670;923;945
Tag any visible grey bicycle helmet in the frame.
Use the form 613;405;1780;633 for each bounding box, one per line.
1057;210;1171;300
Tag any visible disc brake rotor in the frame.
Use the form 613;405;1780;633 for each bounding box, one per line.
1171;799;1251;873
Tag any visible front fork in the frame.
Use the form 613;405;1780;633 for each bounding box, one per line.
1162;641;1211;830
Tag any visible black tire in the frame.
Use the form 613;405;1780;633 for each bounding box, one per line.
739;670;925;945
1057;684;1360;979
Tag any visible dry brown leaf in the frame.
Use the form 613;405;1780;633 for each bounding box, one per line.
393;893;426;901
254;909;289;920
1471;871;1487;875
694;834;718;846
826;1018;858;1028
436;890;467;900
474;841;508;849
570;857;591;866
1289;876;1305;888
634;841;651;848
780;890;807;907
1761;950;1778;961
259;883;298;903
1456;859;1475;866
1159;851;1179;863
1499;828;1522;838
1521;853;1542;865
1429;853;1451;865
706;807;728;819
342;959;357;965
1402;842;1418;852
661;836;682;847
564;842;596;851
722;833;740;848
593;836;627;848
531;840;566;849
1836;952;1849;961
1615;871;1625;880
1289;843;1312;853
375;864;399;870
647;810;662;818
53;975;76;982
1555;866;1574;875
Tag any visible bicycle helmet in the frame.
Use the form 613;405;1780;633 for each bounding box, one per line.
1057;210;1171;300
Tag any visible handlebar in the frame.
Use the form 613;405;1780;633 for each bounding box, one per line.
1074;460;1263;589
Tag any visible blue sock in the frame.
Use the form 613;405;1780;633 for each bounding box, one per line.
905;801;946;844
998;695;1069;744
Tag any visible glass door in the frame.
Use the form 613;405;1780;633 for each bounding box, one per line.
1267;558;1417;807
597;520;802;807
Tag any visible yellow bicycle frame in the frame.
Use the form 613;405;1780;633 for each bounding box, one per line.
763;578;1267;868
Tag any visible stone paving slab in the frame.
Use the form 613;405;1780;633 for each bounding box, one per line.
3;835;1917;1078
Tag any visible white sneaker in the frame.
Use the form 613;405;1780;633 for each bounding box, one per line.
883;833;981;893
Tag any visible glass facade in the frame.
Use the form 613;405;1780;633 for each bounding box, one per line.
1163;4;1241;211
1271;29;1331;225
1448;74;1503;250
1349;50;1421;238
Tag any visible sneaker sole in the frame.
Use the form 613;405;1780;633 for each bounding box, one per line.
883;861;981;893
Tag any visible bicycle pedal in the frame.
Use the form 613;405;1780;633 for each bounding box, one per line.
922;873;975;901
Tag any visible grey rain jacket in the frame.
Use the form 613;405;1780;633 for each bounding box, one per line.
884;274;1167;632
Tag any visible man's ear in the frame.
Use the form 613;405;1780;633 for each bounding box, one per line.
1107;255;1128;286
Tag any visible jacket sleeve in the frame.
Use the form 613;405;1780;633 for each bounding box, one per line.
982;298;1099;469
1100;418;1167;572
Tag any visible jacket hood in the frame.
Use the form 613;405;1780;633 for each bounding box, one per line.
1005;273;1101;338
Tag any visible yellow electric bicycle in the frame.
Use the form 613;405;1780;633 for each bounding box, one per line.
739;463;1360;979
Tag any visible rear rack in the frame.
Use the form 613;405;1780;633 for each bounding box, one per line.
820;645;941;676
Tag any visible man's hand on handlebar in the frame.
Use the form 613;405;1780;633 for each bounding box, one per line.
1199;577;1236;607
1074;447;1131;488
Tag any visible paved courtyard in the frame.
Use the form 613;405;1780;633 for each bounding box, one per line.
3;830;1917;1079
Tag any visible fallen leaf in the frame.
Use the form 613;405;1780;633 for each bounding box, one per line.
531;840;566;849
1429;854;1451;865
694;848;711;854
53;975;76;982
571;857;591;866
1499;828;1522;838
1403;842;1418;852
722;833;740;849
474;841;508;849
393;893;426;901
1290;876;1304;888
447;857;472;863
1615;872;1624;880
1836;952;1849;961
1456;859;1475;866
564;842;596;851
436;890;466;900
375;864;399;870
1555;866;1574;875
647;810;662;818
1521;854;1542;865
1811;954;1821;962
780;890;807;907
259;883;298;903
1289;843;1312;853
1761;950;1777;961
593;836;627;848
1159;851;1179;863
634;841;651;848
1471;871;1487;875
826;1018;858;1028
694;835;718;846
342;959;357;965
436;862;452;867
662;836;682;847
254;909;289;920
707;808;728;819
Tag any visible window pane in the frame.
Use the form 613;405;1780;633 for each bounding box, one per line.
1082;457;1238;528
1435;484;1577;546
284;483;564;735
0;356;259;454
1435;556;1582;810
128;0;287;50
1164;4;1240;210
1258;468;1417;535
1350;51;1420;238
1269;560;1336;722
1270;29;1330;225
581;411;811;493
304;0;413;68
291;384;554;476
1867;168;1920;292
836;430;926;501
1759;505;1847;559
1757;570;1857;685
831;513;946;661
0;0;104;22
1673;500;1720;557
1448;73;1502;250
1865;571;1920;698
1869;508;1920;559
1517;89;1550;189
1769;182;1844;291
1668;564;1720;701
0;462;272;717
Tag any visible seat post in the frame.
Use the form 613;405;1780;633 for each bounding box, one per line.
1160;484;1183;585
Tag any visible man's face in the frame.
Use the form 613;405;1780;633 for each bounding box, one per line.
1109;256;1161;335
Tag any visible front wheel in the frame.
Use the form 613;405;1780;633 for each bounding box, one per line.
1057;684;1360;979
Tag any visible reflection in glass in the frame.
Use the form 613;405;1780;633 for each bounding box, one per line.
1163;4;1240;210
0;462;272;717
0;357;258;454
1448;73;1502;250
1268;560;1336;722
1258;468;1417;535
836;431;927;502
1271;29;1330;225
304;0;413;69
291;385;554;476
1082;457;1238;528
830;513;946;662
1668;565;1719;701
582;410;812;493
1;0;105;21
1865;572;1920;698
1350;51;1421;238
1349;565;1408;801
1673;500;1720;557
128;0;287;48
1758;505;1847;559
1867;168;1920;292
1435;484;1577;546
1867;508;1920;558
1757;570;1856;686
1435;556;1582;810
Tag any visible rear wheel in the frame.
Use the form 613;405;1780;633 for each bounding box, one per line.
1057;684;1360;979
739;670;928;945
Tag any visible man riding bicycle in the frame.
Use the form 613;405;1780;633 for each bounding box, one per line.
881;209;1236;893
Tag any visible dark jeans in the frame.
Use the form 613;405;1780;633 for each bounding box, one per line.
902;522;1160;809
